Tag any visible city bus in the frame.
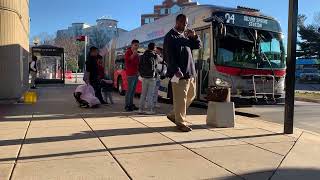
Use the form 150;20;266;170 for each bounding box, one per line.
105;5;286;104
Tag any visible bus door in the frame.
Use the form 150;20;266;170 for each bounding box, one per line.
194;28;211;101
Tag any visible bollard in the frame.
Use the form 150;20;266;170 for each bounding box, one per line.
206;87;235;128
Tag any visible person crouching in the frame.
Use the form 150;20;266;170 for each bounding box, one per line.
74;84;100;108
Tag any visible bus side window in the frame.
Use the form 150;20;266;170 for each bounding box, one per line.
203;31;210;61
202;30;211;71
193;31;202;70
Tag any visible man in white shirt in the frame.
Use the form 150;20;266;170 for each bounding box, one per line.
29;56;38;89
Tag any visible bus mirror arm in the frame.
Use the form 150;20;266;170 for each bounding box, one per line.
215;23;227;38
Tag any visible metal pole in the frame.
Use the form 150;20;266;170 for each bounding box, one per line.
284;0;298;134
84;36;87;66
75;56;78;83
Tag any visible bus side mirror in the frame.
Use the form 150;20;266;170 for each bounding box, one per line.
215;23;226;38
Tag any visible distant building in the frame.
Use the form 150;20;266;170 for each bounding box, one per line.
141;0;199;25
56;17;127;48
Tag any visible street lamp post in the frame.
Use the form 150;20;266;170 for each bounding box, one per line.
75;56;78;83
284;0;299;134
33;37;40;47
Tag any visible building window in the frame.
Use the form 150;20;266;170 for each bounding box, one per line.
144;18;155;24
144;18;150;24
171;5;181;14
160;8;165;15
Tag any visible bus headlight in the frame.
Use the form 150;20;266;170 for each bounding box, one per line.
215;78;230;87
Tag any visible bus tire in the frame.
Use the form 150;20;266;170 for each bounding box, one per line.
117;77;125;96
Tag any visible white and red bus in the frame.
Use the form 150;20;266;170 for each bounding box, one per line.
105;5;286;104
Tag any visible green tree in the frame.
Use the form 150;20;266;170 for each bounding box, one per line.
297;14;320;58
66;57;78;72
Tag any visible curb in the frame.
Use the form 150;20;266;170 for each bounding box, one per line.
295;97;320;104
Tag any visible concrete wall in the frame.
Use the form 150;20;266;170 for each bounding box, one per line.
0;0;30;100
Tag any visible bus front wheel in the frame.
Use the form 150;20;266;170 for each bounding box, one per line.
117;77;125;96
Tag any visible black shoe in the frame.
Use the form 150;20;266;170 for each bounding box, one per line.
100;100;108;104
30;86;37;89
167;115;176;124
176;123;192;132
125;106;133;112
131;104;139;110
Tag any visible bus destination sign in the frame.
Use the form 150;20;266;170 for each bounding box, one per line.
212;12;281;32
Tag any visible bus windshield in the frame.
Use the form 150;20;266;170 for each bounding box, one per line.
216;26;286;69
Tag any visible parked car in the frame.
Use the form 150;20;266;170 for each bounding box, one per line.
299;68;320;82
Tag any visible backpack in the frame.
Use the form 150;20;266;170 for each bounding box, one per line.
139;50;156;78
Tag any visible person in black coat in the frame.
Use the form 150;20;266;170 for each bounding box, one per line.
163;14;201;132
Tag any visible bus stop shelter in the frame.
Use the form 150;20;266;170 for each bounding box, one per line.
31;45;65;84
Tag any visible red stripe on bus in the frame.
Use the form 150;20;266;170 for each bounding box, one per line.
215;66;286;77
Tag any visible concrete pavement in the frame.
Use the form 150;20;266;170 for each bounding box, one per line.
0;85;320;180
236;101;320;133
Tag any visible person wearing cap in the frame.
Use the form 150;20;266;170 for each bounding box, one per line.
85;46;106;104
29;56;38;89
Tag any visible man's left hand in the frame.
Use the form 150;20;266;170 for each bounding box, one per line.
186;29;196;38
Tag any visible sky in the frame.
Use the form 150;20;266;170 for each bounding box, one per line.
30;0;320;41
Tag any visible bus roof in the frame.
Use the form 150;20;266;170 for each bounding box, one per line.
111;5;281;49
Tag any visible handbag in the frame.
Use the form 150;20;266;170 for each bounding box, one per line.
207;86;230;102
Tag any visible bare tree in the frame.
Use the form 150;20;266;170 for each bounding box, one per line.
89;27;111;49
32;32;55;46
313;12;320;29
55;37;83;71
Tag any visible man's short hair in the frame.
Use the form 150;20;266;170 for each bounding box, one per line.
90;46;98;52
176;14;187;22
32;56;37;61
131;39;139;44
148;43;156;50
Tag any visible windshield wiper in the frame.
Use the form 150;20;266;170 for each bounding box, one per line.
259;51;276;77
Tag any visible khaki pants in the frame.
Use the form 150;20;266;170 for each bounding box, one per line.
30;71;37;87
168;78;196;125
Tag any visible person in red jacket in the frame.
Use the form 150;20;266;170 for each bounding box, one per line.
124;39;140;111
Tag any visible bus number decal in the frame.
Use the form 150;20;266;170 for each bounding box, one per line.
225;13;235;24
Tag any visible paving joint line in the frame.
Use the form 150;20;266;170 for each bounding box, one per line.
129;116;245;180
8;112;33;180
267;132;304;180
255;127;299;139
81;115;133;180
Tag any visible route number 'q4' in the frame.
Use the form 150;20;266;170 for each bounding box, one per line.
225;13;235;24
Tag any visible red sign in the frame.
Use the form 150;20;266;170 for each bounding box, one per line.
76;35;86;41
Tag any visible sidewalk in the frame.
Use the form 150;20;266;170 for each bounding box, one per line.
0;85;319;180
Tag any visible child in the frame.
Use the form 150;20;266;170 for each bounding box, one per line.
97;56;114;104
101;75;114;104
74;84;100;108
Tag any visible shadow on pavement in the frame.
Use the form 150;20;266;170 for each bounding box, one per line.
0;85;208;122
214;168;320;180
0;122;285;163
